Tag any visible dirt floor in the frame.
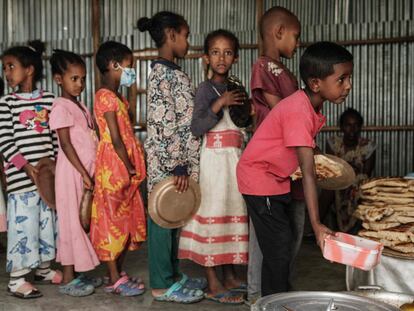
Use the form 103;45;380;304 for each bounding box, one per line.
0;233;346;311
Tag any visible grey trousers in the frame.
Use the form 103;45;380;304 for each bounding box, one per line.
247;199;306;299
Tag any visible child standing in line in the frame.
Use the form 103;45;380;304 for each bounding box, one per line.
91;41;146;296
247;6;303;303
49;50;101;297
237;41;353;296
178;29;248;305
138;11;205;304
0;41;62;299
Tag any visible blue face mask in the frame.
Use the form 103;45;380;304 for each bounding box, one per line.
119;65;136;87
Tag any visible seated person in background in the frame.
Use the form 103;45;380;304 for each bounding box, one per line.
319;108;376;232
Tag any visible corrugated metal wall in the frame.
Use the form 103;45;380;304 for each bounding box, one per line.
0;0;413;176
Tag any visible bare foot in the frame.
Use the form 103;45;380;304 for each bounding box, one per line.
223;277;246;290
152;288;167;297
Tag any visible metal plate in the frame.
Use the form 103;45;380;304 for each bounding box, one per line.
252;291;400;311
317;155;356;190
148;177;201;229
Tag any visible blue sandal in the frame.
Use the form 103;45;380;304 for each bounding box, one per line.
59;278;95;297
153;281;204;304
179;274;207;291
77;274;103;288
104;276;145;297
205;290;244;305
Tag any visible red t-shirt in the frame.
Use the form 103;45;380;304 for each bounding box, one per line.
237;90;326;196
250;56;298;129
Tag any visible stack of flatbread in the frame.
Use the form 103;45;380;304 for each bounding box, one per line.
356;177;414;255
291;154;343;181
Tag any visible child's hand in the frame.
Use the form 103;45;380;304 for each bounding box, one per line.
23;163;39;183
219;90;246;107
313;222;336;252
174;175;189;193
82;174;94;190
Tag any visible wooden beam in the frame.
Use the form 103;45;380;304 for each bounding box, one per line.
256;0;264;56
92;0;101;91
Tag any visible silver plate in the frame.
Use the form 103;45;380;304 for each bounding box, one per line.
252;291;400;311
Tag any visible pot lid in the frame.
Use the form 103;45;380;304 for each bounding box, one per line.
252;291;400;311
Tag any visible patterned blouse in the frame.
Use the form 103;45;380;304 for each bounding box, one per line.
327;135;376;232
145;60;200;192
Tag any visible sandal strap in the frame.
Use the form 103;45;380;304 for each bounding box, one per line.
111;276;129;290
16;282;38;296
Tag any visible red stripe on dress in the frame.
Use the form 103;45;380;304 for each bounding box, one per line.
178;249;248;267
193;214;248;224
205;130;243;149
180;230;248;243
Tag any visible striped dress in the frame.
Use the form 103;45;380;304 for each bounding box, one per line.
0;91;57;194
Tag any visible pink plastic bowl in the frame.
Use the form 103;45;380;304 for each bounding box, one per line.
323;232;383;271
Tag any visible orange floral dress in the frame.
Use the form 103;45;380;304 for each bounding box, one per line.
90;89;146;261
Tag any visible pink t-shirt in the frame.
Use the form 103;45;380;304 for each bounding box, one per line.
237;90;326;196
250;56;298;129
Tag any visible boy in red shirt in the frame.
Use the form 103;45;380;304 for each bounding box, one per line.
248;6;302;302
238;41;353;296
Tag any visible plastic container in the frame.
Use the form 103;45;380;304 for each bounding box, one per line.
323;232;383;270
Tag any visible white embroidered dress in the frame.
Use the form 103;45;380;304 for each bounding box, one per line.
179;86;248;267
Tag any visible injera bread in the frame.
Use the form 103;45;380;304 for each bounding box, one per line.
362;222;401;230
361;177;409;190
359;224;414;243
388;242;414;254
290;154;343;181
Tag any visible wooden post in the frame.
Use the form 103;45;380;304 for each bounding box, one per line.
256;0;264;56
92;0;101;91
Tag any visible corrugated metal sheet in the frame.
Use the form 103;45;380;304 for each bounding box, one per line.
0;0;413;176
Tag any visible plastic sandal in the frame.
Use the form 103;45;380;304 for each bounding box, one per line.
153;281;204;304
228;283;248;292
104;276;145;297
7;282;43;299
103;272;144;289
59;278;95;297
179;273;207;291
205;291;244;305
77;274;103;288
34;269;63;284
120;271;144;287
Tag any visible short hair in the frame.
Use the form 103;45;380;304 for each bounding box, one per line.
96;41;132;74
259;6;299;39
2;40;45;83
0;77;4;96
339;108;363;127
203;29;240;57
300;41;353;86
50;49;85;75
137;11;188;48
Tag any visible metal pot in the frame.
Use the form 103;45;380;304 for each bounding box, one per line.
251;291;400;311
347;285;414;308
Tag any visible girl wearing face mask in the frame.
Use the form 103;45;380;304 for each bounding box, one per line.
91;41;146;296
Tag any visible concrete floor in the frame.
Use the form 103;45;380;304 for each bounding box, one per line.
0;234;346;311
